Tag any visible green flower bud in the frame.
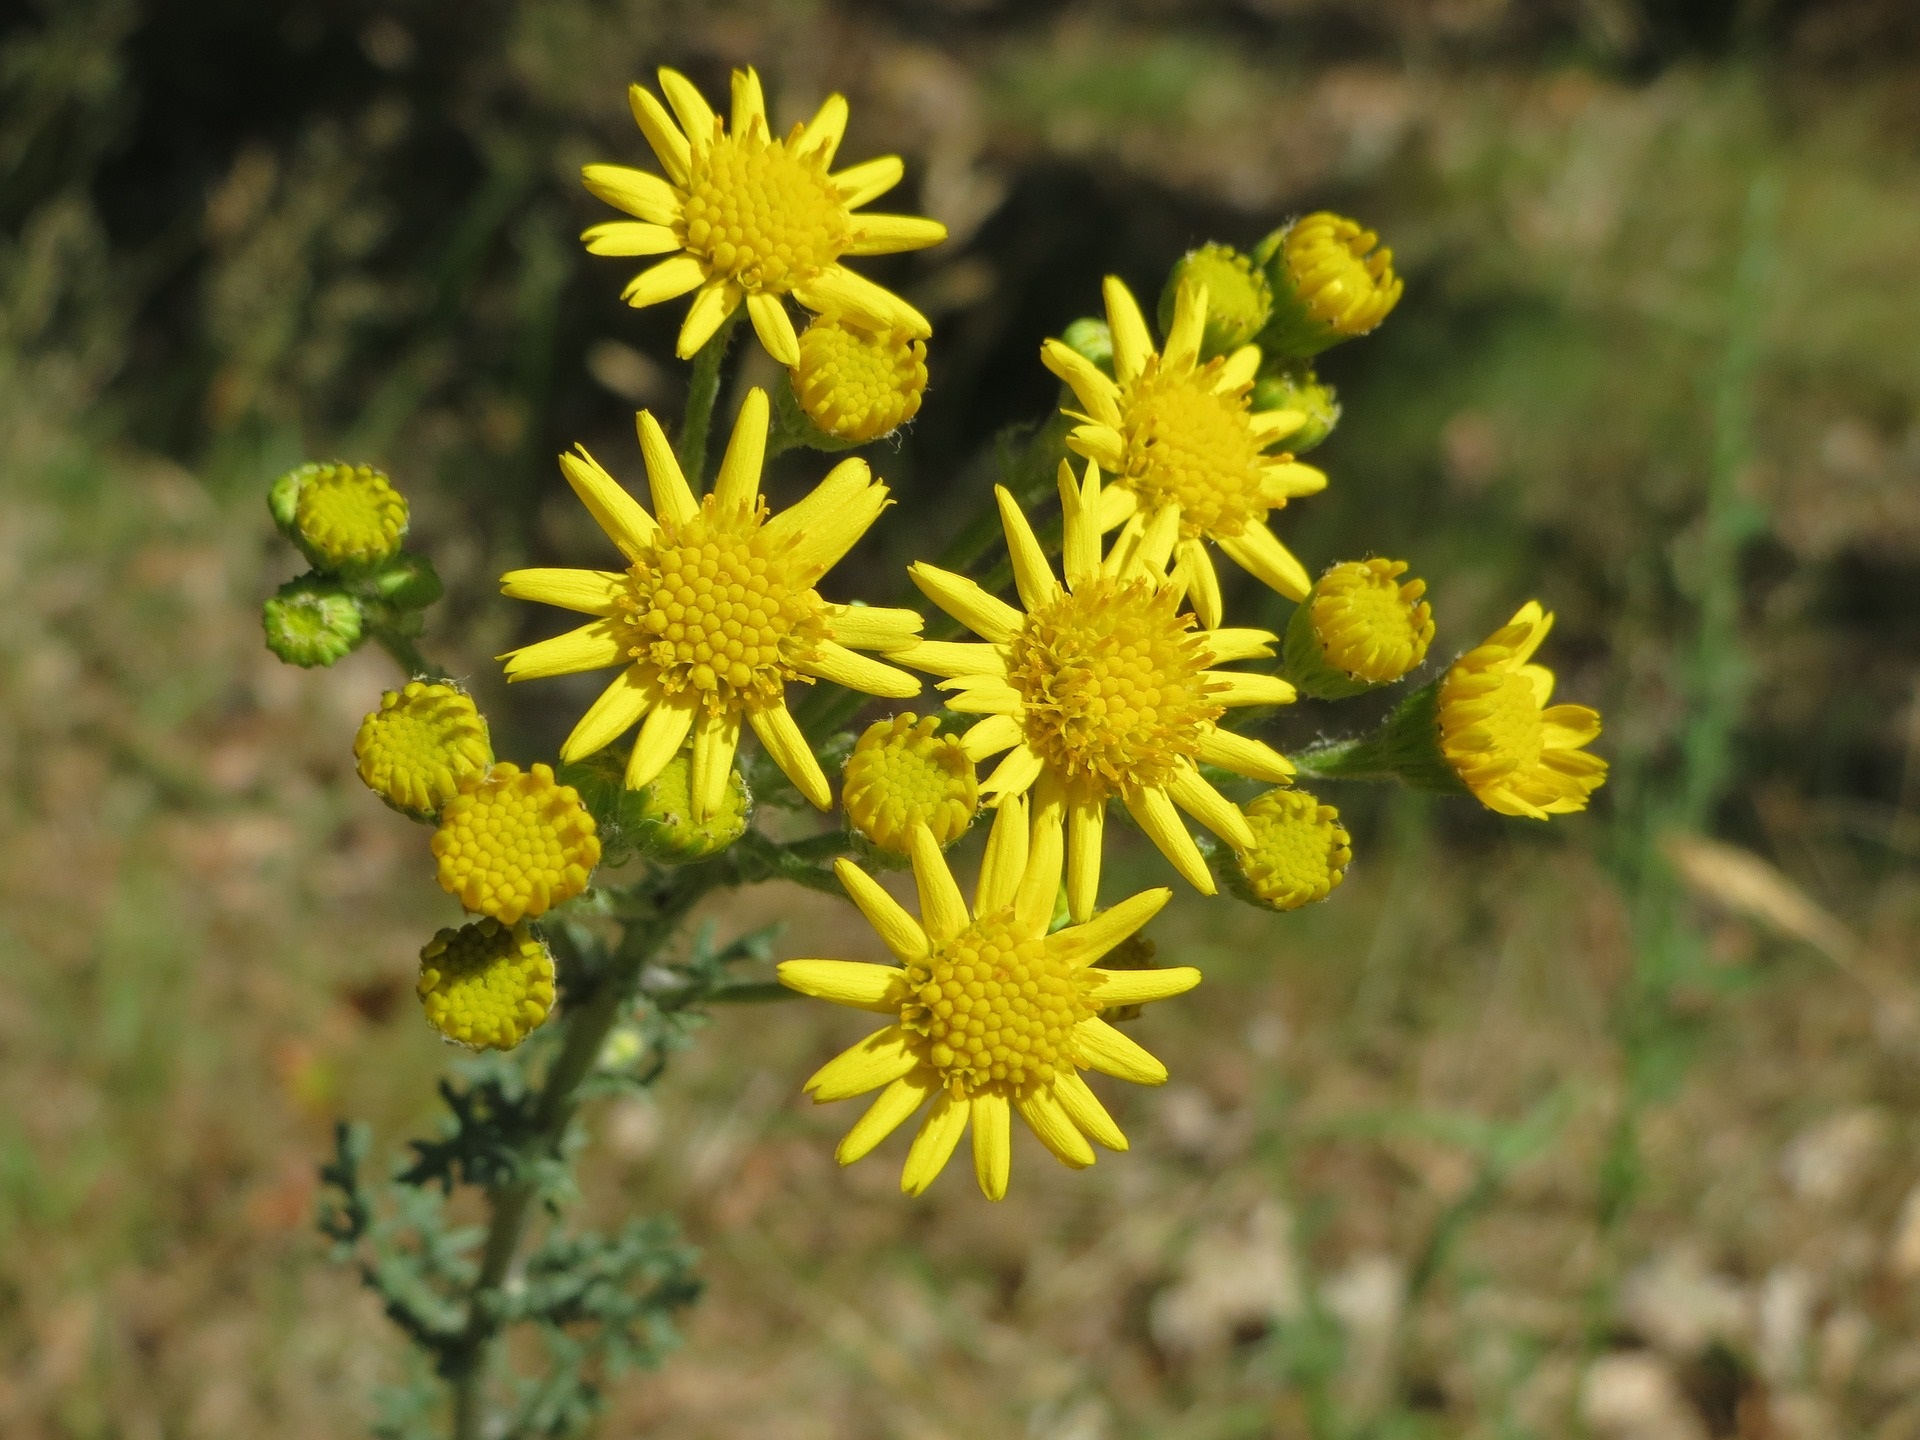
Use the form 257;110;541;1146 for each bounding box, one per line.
1250;365;1341;453
632;753;750;861
284;462;409;575
263;575;365;668
1157;244;1272;358
1058;317;1114;376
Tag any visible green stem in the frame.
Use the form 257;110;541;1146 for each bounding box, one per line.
368;623;449;682
677;313;741;491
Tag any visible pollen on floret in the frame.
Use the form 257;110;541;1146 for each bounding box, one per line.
1309;559;1433;686
417;917;556;1050
842;713;977;853
1115;360;1274;540
354;682;494;818
292;462;409;572
616;496;830;716
1007;577;1222;794
1235;787;1350;911
899;907;1099;1098
791;312;927;443
681;125;850;294
432;762;600;923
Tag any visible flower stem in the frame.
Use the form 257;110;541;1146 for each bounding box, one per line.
677;312;741;491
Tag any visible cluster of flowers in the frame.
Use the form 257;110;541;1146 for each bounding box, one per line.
265;66;1606;1201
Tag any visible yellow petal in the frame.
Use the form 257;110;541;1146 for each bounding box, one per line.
1218;522;1312;601
582;164;682;225
500;618;624;681
833;857;930;962
893;640;1005;678
1126;504;1180;581
902;1092;971;1196
970;1089;1012;1200
1066;794;1105;924
1016;1086;1096;1168
1123;785;1214;894
761;454;878;552
800;92;848;164
1095;481;1138;533
812;1030;919;1106
908;824;970;943
1175;538;1223;630
636;411;697;526
975;791;1029;915
845;214;949;256
581;221;680;257
748;701;831;810
500;567;624;616
1102;275;1154;384
625;692;696;788
1073;1016;1169;1085
1162;277;1207;374
832;155;903;209
627;82;690;186
1016;782;1066;935
745;290;800;366
960;714;1022;762
676;278;742;357
560;667;656;762
712;386;769;517
837;1070;936;1161
995;485;1061;611
826;604;923;651
1066;424;1126;474
1261;460;1327;500
981;743;1044;798
1047;887;1171;968
938;676;1021;712
1085;965;1202;1006
557;446;659;560
798;641;921;699
907;563;1023;643
1216;344;1260;391
619;253;705;308
1195;727;1295;784
657;67;718;150
1039;340;1123;427
1166;762;1255;850
1210;672;1299;707
1058;457;1101;588
730;66;766;135
792;264;929;337
1054;1070;1128;1152
690;707;740;820
777;959;904;1013
1202;628;1278;664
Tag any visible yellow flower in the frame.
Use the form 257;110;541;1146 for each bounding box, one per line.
1233;787;1351;911
432;762;601;922
842;713;978;854
1254;212;1403;357
1283;558;1434;698
284;462;409;573
498;389;923;817
790;312;928;443
778;804;1199;1199
354;681;495;817
417;918;556;1050
1041;277;1328;626
1438;602;1608;819
897;462;1298;922
582;66;947;365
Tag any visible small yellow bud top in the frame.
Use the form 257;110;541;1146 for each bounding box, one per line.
1159;244;1272;357
1234;788;1351;911
1286;558;1434;698
354;682;495;818
790;312;928;443
291;463;409;572
432;762;600;922
1256;212;1403;358
417;917;556;1050
632;752;750;861
842;713;978;853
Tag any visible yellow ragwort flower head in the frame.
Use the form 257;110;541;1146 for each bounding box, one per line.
354;681;495;817
292;463;409;572
1283;558;1434;699
498;389;923;818
1255;212;1403;358
1041;277;1328;627
417;917;556;1050
843;713;978;854
1438;601;1608;819
582;67;947;366
1233;787;1351;911
791;312;928;443
897;462;1298;923
432;762;601;922
632;751;750;862
778;803;1199;1199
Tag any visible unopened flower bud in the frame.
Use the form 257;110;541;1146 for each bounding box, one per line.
1283;558;1434;699
262;576;364;668
1158;244;1272;358
417;917;556;1050
788;312;927;445
1230;787;1351;911
354;682;494;819
631;752;751;862
842;713;978;855
1253;212;1403;359
1057;317;1113;375
279;462;409;574
1250;365;1341;453
433;762;600;922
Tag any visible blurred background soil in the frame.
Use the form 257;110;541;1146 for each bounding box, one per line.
4;0;1920;1435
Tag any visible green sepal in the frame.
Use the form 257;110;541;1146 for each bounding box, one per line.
1058;317;1114;376
1157;244;1272;359
1281;590;1386;700
364;551;444;609
262;574;365;668
1250;363;1341;453
1293;681;1468;795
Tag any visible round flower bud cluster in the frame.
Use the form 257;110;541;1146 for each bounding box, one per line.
432;762;601;923
789;312;929;445
1253;212;1404;359
629;752;751;862
417;917;556;1050
1283;558;1434;699
842;713;977;855
1232;788;1352;911
354;682;495;818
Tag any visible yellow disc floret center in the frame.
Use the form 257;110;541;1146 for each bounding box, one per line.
843;714;977;852
793;316;928;443
1311;559;1434;685
1007;577;1222;795
432;762;600;923
1239;788;1351;911
679;130;849;294
417;918;556;1051
1441;668;1544;780
1119;360;1271;539
618;497;829;715
900;907;1097;1098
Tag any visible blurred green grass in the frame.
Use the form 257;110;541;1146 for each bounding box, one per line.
5;1;1920;1436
